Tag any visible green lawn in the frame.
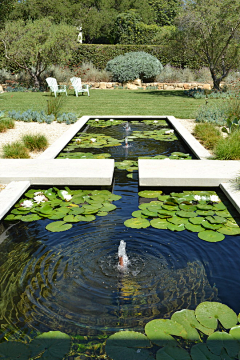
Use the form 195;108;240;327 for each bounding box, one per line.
0;89;221;119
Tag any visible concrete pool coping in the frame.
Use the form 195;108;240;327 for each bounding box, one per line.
0;115;240;220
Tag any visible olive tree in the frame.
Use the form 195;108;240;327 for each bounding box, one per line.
0;18;77;89
177;0;240;90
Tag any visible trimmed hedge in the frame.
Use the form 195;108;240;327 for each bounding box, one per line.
69;44;205;70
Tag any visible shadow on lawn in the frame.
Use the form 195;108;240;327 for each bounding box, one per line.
136;90;189;98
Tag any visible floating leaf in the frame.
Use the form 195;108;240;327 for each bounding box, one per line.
156;345;191;360
196;210;215;216
145;319;187;347
229;325;240;341
21;214;41;222
150;218;168;229
127;172;138;180
179;204;197;211
0;342;31;360
207;331;239;357
167;223;185;232
213;203;227;211
97;211;108;216
215;210;232;218
32;331;71;360
206;216;227;224
101;203;117;212
5;214;23;221
176;210;197;218
202;221;223;230
45;221;72;232
195;302;238;330
162;204;179;211
185;223;205;232
225;218;240;228
171;309;214;340
197;204;213;210
217;227;240;235
142;209;158;217
189;217;204;225
132;210;147;218
198;230;225;242
191;343;220;360
105;331;152;360
138;191;162;198
167;216;189;225
124;218;150;229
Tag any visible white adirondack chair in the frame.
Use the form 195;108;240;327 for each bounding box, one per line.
70;77;90;97
46;77;67;97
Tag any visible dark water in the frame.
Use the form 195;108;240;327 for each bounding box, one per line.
0;120;240;340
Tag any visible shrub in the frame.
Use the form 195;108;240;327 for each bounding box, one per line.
195;104;227;126
22;134;48;151
0;117;15;132
3;141;30;159
214;129;240;159
105;52;163;83
194;123;222;150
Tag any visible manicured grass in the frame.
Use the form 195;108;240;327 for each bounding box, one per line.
0;89;221;119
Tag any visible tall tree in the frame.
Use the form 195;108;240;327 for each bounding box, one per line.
0;0;15;27
176;0;240;90
148;0;181;26
0;18;77;88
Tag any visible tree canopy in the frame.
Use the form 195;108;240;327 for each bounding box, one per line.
0;18;77;88
176;0;240;89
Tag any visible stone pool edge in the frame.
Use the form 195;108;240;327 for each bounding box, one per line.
0;115;240;220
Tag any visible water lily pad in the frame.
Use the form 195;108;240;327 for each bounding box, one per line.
0;341;30;360
197;204;213;210
139;203;150;210
207;331;239;357
20;213;42;222
191;343;220;360
215;210;232;218
179;204;197;211
213;203;227;211
176;210;197;218
201;221;223;230
124;218;150;229
224;218;240;228
172;309;214;340
108;194;122;201
206;216;227;224
150;218;168;229
138;191;162;198
167;216;189;225
70;207;85;215
84;215;96;221
31;331;71;359
100;203;116;212
196;210;215;216
189;217;204;225
198;230;225;242
162;204;179;211
195;302;238;330
158;195;171;202
185;223;205;232
156;345;191;360
45;221;72;232
145;319;187;347
229;325;240;341
132;210;147;218
167;223;185;231
105;331;152;360
127;172;138;180
4;214;22;221
97;211;108;216
217;227;240;235
142;209;158;217
147;205;162;212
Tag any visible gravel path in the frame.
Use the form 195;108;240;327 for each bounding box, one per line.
0;118;196;192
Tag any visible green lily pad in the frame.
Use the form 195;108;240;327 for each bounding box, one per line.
84;215;96;221
179;204;197;211
158;195;171;202
206;216;227;224
167;216;189;225
145;319;187;347
158;210;176;218
108;194;122;201
142;209;158;217
156;345;191;360
97;211;108;216
4;214;22;221
124;218;150;229
0;342;30;360
217;227;240;235
138;191;162;198
215;210;232;218
196;210;215;216
132;210;147;218
162;204;179;211
229;325;240;341
147;205;162;212
195;302;238;330
167;223;185;231
197;204;213;210
198;230;225;242
150;218;168;229
127;172;138;180
185;223;205;232
105;331;152;360
191;343;220;360
189;217;204;225
138;203;150;210
172;309;214;341
202;221;223;230
70;207;85;215
207;331;239;357
45;221;72;232
63;214;82;223
213;203;227;211
176;210;197;218
21;214;41;222
31;331;71;360
101;203;117;212
225;218;240;228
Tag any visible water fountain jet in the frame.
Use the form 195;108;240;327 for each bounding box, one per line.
118;240;129;270
124;121;131;132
